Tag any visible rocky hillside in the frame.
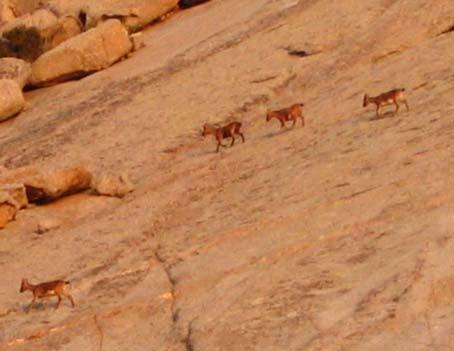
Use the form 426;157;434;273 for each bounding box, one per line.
0;0;453;350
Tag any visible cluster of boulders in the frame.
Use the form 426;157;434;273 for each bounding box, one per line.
0;165;134;229
0;0;186;121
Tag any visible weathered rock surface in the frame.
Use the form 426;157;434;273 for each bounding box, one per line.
5;0;41;18
35;217;61;234
0;202;16;228
24;166;92;203
0;183;28;209
0;191;17;229
0;0;453;350
29;19;132;86
0;165;39;185
41;0;178;31
0;8;58;37
0;8;82;53
0;0;17;24
0;79;25;121
43;15;82;51
93;173;134;198
129;31;145;52
0;57;31;88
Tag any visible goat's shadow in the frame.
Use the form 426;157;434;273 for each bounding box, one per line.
263;127;296;138
197;141;240;157
20;301;52;313
368;110;401;121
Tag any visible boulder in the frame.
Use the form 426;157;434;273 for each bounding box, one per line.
0;183;28;209
1;9;83;55
0;191;18;229
24;166;92;203
0;8;58;37
0;202;16;229
29;19;132;86
0;1;17;24
43;15;82;51
7;0;41;17
129;31;144;52
40;0;178;32
0;165;40;186
93;173;134;198
0;57;31;88
0;79;25;121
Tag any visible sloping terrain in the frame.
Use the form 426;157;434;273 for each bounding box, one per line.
0;0;453;350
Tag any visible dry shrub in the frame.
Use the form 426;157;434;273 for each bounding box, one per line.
0;26;43;62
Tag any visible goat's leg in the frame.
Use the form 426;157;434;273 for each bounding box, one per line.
292;118;297;128
301;116;305;126
239;132;245;143
280;119;285;128
216;136;224;153
394;101;400;114
403;99;409;111
216;140;227;152
230;135;235;147
376;104;381;117
64;293;75;307
27;297;36;313
55;295;62;309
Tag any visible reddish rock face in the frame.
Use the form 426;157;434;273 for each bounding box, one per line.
0;0;453;350
24;166;92;203
0;201;16;229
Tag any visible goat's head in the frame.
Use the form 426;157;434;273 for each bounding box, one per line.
363;94;369;107
266;111;272;122
201;124;209;137
19;279;28;293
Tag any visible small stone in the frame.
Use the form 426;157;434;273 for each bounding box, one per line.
93;173;134;198
36;218;61;234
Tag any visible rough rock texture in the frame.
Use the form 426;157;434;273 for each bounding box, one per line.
0;79;25;121
0;0;453;350
0;183;28;209
0;165;39;185
42;15;82;51
36;217;61;234
0;57;31;88
24;166;92;203
5;0;41;17
0;201;16;228
41;0;178;31
93;173;134;198
129;31;145;52
0;8;82;53
0;8;58;36
29;19;132;86
0;0;17;24
0;191;18;228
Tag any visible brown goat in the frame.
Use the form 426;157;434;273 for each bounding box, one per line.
20;278;75;311
363;88;409;117
202;122;245;153
266;103;305;128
